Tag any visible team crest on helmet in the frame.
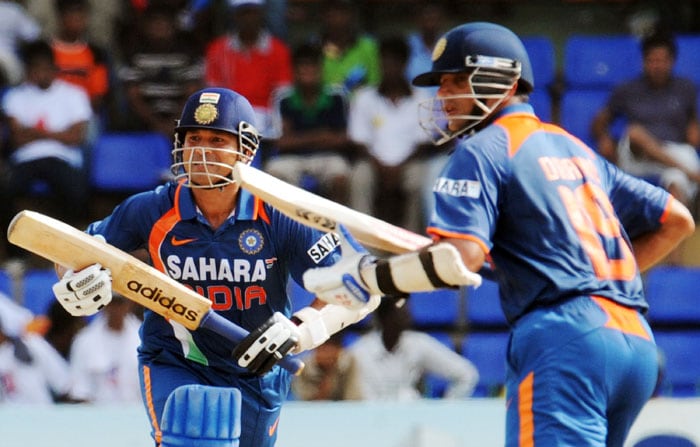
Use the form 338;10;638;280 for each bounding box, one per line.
432;37;447;61
239;229;264;255
194;103;218;125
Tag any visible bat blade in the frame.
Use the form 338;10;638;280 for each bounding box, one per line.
7;210;304;374
233;163;432;253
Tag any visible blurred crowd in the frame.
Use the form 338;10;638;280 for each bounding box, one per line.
1;0;699;405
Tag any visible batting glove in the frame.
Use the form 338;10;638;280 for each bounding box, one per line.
302;226;379;309
52;263;112;316
232;312;300;376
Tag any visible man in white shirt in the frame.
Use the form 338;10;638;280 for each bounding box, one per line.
69;294;142;403
349;299;479;401
0;293;74;404
0;38;92;259
347;35;435;233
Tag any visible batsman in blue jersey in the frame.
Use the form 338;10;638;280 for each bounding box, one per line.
299;23;696;447
50;87;380;447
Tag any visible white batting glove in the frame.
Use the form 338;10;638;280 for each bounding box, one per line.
303;227;379;309
52;264;113;316
232;312;300;375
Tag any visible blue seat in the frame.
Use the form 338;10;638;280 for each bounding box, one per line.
559;89;611;148
521;36;556;89
461;331;510;397
407;288;462;329
529;89;552;123
564;35;641;89
466;279;508;330
654;331;700;397
22;268;58;316
645;266;700;326
675;34;700;86
90;132;172;192
0;269;12;297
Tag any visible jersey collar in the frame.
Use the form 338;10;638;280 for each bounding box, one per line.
175;183;258;222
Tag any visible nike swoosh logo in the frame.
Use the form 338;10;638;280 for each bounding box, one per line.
268;415;280;437
171;236;197;246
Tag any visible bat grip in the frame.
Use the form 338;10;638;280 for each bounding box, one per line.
200;311;305;375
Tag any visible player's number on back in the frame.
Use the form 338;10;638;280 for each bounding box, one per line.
558;182;636;281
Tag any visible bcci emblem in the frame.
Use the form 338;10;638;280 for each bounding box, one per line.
239;229;264;255
432;37;447;61
194;103;218;125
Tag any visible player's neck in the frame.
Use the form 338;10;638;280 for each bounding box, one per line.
192;186;238;230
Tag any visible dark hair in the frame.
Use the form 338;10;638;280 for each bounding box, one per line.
19;39;55;66
379;35;409;64
641;31;677;59
292;42;323;66
55;0;88;13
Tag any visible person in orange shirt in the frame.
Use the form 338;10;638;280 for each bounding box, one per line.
204;0;291;139
51;0;109;116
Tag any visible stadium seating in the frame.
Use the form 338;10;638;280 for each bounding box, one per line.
465;279;508;330
559;89;611;148
675;34;700;87
90;132;172;193
644;266;700;327
521;36;555;122
407;288;463;329
522;36;556;90
0;269;12;297
461;331;510;397
560;34;640;149
654;330;700;397
22;268;58;316
563;35;641;90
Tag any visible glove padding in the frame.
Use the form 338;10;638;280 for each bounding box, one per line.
303;226;378;309
232;312;300;376
52;263;112;316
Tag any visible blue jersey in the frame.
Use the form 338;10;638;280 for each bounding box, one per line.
86;181;341;372
427;104;671;324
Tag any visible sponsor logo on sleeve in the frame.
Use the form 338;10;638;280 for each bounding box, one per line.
433;177;482;198
307;232;340;264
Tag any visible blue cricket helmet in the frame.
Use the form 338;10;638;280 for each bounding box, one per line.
412;22;534;93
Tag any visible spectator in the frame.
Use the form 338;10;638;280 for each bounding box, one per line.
204;0;292;139
0;0;41;87
0;292;74;404
68;294;142;403
0;38;92;261
403;3;452;229
50;0;110;123
314;0;380;95
44;299;86;361
349;299;478;401
118;1;204;137
267;42;355;204
404;2;448;86
347;35;433;233
591;31;700;213
291;332;362;401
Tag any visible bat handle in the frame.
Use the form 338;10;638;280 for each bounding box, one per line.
200;311;305;375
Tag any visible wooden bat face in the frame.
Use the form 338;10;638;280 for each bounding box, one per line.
7;210;211;330
7;210;305;374
232;163;432;253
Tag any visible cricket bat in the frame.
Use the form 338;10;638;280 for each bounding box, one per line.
7;210;304;375
232;163;433;254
